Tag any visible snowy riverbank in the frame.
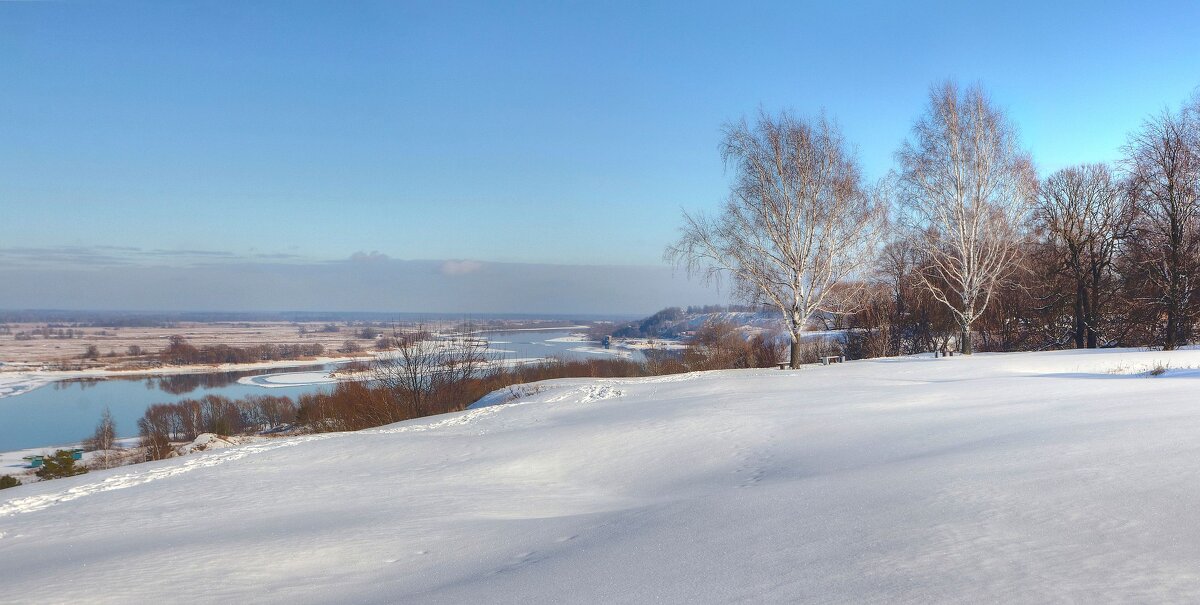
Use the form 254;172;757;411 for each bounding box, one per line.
0;354;377;400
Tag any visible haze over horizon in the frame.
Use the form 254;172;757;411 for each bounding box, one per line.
3;0;1199;313
0;252;726;315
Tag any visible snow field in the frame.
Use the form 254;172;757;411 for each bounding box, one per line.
3;348;1200;603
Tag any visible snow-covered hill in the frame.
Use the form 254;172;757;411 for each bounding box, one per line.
611;307;788;339
5;349;1200;603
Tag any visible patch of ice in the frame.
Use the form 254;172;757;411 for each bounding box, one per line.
0;374;52;400
545;334;591;343
237;371;338;388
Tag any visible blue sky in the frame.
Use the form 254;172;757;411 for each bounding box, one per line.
2;1;1199;312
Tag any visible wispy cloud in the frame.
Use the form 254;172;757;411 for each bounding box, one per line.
0;246;140;267
254;253;306;260
142;249;238;258
0;246;308;268
440;260;484;276
348;251;391;263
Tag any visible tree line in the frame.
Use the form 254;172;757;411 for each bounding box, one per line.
158;335;327;365
670;80;1200;362
137;394;297;459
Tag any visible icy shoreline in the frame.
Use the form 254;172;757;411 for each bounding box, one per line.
0;354;377;401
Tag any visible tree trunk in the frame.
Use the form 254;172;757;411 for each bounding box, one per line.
1088;261;1103;349
891;292;905;357
789;339;802;369
1084;282;1098;348
1073;281;1086;349
1166;215;1183;351
1165;310;1178;351
960;321;973;355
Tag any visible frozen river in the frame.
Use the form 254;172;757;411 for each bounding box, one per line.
0;330;638;452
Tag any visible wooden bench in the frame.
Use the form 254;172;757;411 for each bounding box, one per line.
820;355;845;365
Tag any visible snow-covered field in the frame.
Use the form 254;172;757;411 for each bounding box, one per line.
5;348;1200;603
615;337;688;351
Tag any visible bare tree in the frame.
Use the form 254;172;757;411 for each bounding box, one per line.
1034;164;1133;348
1124;104;1200;349
138;405;174;461
897;81;1036;354
371;323;490;416
667;110;886;368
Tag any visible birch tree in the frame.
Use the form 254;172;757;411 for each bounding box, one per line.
897;81;1036;354
87;407;119;469
667;110;885;368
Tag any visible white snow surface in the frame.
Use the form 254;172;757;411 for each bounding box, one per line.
237;370;339;388
174;433;242;455
545;333;591;343
5;348;1200;603
567;345;634;358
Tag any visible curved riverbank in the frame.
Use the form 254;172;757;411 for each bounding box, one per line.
0;354;377;400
